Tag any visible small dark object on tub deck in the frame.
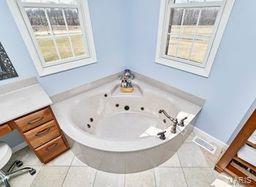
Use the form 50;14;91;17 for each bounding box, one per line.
157;131;166;140
124;106;130;111
87;124;91;128
104;94;108;97
90;118;94;122
115;104;119;107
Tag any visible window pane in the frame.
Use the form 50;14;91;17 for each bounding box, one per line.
55;37;73;59
188;0;204;2
205;0;222;1
47;8;67;35
165;4;220;64
70;35;86;56
198;7;219;37
190;39;209;63
64;8;81;34
182;8;200;36
165;36;178;57
25;8;50;36
21;0;78;4
168;8;183;34
37;38;59;62
174;0;188;3
176;38;193;60
59;0;78;4
21;0;43;2
174;0;222;3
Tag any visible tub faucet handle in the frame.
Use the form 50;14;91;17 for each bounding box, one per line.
157;131;166;140
178;117;188;127
171;119;178;134
158;109;164;114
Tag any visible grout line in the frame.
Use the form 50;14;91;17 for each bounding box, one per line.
124;173;126;187
179;166;213;168
42;165;74;167
69;155;76;167
158;166;215;169
92;170;98;187
180;167;189;187
30;165;44;186
158;166;183;168
122;174;125;187
176;145;182;165
57;165;88;167
61;165;71;186
176;150;182;168
153;168;158;187
181;166;216;168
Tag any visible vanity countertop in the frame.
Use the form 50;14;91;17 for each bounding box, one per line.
0;79;52;125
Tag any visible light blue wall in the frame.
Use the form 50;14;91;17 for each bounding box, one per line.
0;0;126;95
0;0;255;146
125;0;256;143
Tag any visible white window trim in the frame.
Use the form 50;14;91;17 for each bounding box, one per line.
155;0;235;77
7;0;97;77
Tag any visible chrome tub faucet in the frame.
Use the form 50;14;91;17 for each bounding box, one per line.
120;69;135;93
159;109;187;134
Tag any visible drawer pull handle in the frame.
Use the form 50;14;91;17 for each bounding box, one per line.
35;127;51;137
27;117;44;125
46;143;58;151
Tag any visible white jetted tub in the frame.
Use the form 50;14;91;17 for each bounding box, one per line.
53;77;203;173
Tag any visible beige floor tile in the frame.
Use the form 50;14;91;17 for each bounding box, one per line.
71;156;88;167
1;142;230;187
125;169;155;187
94;170;125;187
177;143;209;167
31;166;69;187
183;132;225;169
62;167;96;187
155;168;187;187
183;168;215;187
159;153;181;167
9;166;42;187
22;150;43;166
199;147;220;168
184;132;196;143
46;150;74;166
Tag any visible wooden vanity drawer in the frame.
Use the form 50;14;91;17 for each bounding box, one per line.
24;120;60;148
14;108;54;132
35;136;67;163
0;124;12;137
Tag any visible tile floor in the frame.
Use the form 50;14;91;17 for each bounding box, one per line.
1;132;242;187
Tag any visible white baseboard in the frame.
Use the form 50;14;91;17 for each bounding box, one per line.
12;142;28;153
193;127;228;149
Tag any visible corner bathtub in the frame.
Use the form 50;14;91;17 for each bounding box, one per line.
52;80;202;173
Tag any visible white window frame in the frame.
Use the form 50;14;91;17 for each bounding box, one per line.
7;0;97;76
155;0;235;77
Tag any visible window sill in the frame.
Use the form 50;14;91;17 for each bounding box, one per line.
36;57;97;77
155;57;211;78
